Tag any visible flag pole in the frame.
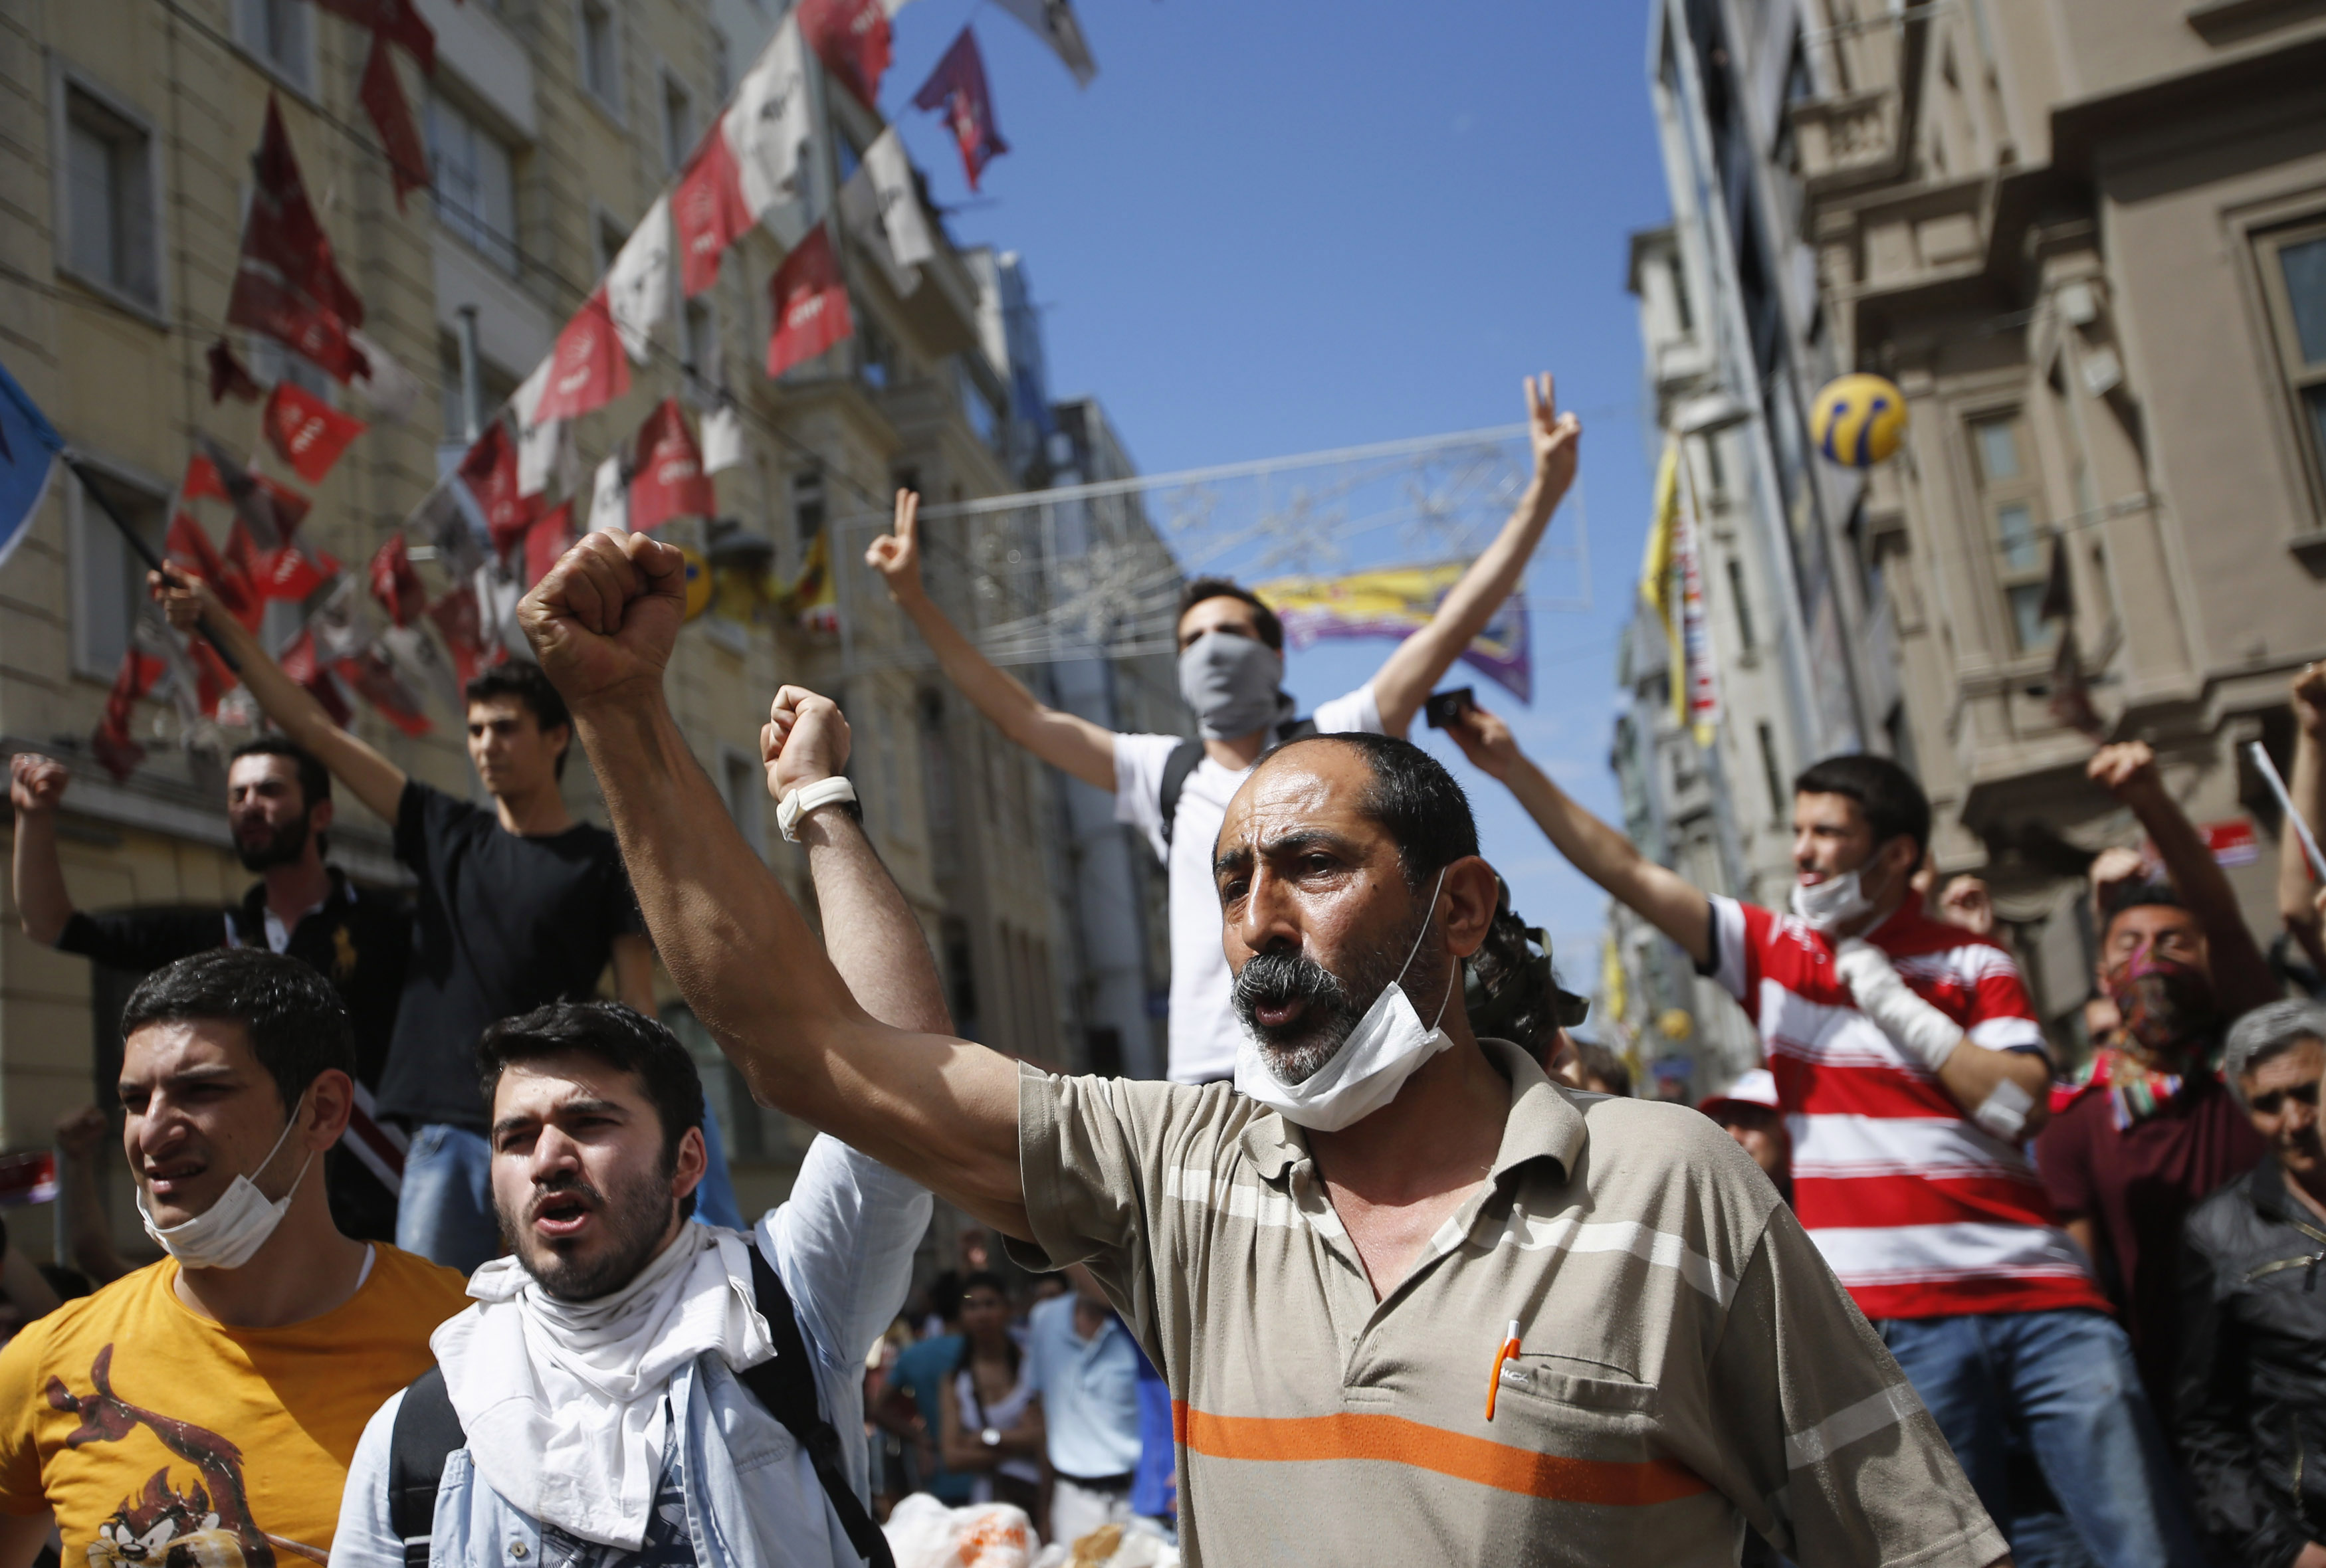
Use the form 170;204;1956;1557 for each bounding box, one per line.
60;453;242;674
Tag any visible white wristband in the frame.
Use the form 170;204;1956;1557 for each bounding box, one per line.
777;776;858;842
1974;1079;2034;1142
1833;938;1963;1074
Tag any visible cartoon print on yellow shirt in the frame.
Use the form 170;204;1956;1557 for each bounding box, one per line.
45;1345;326;1568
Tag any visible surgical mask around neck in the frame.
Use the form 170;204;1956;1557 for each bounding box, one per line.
1235;870;1455;1132
1790;868;1875;933
1178;630;1286;740
137;1100;316;1271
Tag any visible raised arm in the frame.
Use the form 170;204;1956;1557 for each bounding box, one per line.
516;531;1029;1237
11;754;75;945
152;567;408;824
1445;702;1712;965
2090;741;2279;1016
866;490;1117;793
2279;666;2326;973
1368;375;1581;735
762;686;954;1036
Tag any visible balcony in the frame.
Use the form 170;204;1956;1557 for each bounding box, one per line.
1788;87;1905;196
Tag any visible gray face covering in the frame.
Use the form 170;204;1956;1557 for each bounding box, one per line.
1178;631;1285;739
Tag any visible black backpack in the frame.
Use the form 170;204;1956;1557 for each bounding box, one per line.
1157;717;1319;847
387;1241;895;1568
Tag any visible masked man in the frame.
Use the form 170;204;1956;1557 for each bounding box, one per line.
863;376;1580;1084
0;949;470;1568
2038;742;2280;1426
333;686;940;1568
13;741;410;1241
1439;700;2206;1567
508;530;2012;1568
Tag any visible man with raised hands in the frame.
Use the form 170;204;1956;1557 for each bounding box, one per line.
863;375;1581;1084
508;528;2008;1568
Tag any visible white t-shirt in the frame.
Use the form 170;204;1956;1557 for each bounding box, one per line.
1113;684;1385;1083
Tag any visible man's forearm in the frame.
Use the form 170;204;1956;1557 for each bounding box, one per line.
801;811;952;1036
892;589;1115;791
13;811;73;945
1503;755;1713;965
2124;782;2279;1012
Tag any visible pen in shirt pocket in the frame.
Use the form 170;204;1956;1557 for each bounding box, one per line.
1485;1319;1523;1421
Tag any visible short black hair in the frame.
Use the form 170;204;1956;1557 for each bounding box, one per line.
1572;1038;1633;1097
466;662;573;778
476;1003;704;1217
1177;577;1283;652
1269;732;1480;889
229;735;330;812
2098;874;2188;942
1793;753;1932;856
120;948;354;1114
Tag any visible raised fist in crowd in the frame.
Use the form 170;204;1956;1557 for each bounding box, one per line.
762;686;852;805
9;753;68;816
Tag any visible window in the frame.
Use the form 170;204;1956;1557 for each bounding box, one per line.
235;0;310;90
711;33;732;102
1667;256;1694;335
661;72;692;173
60;83;159;310
427;92;518;273
683;299;717;401
2257;223;2326;512
578;0;621;111
1756;722;1786;829
596;213;629;276
1726;557;1756;654
70;464;167;678
1968;412;2052;652
792;468;825;546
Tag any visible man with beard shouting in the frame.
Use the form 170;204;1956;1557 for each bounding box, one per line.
12;740;409;1242
507;530;2008;1567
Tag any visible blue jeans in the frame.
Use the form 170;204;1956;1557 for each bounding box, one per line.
395;1123;500;1274
1877;1309;2204;1568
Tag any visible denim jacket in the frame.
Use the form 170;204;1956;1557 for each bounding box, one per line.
332;1138;931;1568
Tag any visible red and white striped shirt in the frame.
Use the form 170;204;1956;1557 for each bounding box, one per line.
1704;896;2111;1321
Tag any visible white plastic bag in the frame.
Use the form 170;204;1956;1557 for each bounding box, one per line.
882;1494;1039;1568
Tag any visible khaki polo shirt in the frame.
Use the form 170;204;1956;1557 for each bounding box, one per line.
1011;1039;2001;1567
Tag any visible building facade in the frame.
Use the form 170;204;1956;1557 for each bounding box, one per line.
1;0;1113;1257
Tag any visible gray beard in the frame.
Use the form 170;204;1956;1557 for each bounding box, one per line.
1233;910;1442;1086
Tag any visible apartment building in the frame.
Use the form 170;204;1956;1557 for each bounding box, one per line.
0;0;1107;1252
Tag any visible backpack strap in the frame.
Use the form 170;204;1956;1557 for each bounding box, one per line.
387;1366;464;1568
741;1241;897;1568
1158;718;1318;848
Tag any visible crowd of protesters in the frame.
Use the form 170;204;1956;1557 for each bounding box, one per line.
3;372;2326;1567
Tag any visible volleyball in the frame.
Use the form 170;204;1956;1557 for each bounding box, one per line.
1810;373;1909;468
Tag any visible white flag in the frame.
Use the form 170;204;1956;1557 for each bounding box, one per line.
589;454;629;534
992;0;1096;86
512;360;564;498
348;329;424;423
605;195;673;366
864;127;934;269
726;19;815;247
838;163;918;298
702;402;745;475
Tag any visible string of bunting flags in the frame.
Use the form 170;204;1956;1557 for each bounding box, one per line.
0;0;1097;783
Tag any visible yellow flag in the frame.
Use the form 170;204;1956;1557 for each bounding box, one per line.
1599;926;1630;1034
1639;441;1685;727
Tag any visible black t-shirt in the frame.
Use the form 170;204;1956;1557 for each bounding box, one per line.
379;779;644;1130
55;868;413;1241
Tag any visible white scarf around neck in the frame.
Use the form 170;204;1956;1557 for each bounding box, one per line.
431;1223;776;1549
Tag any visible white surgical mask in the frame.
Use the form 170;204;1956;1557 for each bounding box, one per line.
1178;631;1287;740
136;1100;316;1270
1235;870;1455;1132
1790;868;1874;933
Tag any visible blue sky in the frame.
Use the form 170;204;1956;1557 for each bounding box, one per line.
879;0;1672;978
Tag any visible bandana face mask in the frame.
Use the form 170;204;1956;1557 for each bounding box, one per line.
1177;631;1286;741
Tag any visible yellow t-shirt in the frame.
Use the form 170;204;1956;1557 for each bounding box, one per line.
0;1244;469;1567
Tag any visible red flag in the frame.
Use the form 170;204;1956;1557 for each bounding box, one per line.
181;453;229;506
165;512;263;631
799;0;891;111
226;98;370;383
360;31;430;212
673;126;754;299
279;629;356;727
207;339;263;405
92;648;164;779
523;502;575;589
456;421;539;559
335;646;432;735
369;535;429;626
195;437;309;545
912;29;1008;192
533;288;630;424
427;586;488;687
766;224;853;378
189;638;238;716
312;0;436;73
626;399;714;533
228;521;332;603
262;381;369;484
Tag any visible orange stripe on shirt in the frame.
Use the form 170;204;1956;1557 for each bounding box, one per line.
1172;1403;1709;1506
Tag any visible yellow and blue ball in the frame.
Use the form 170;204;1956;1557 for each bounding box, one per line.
1810;373;1909;468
